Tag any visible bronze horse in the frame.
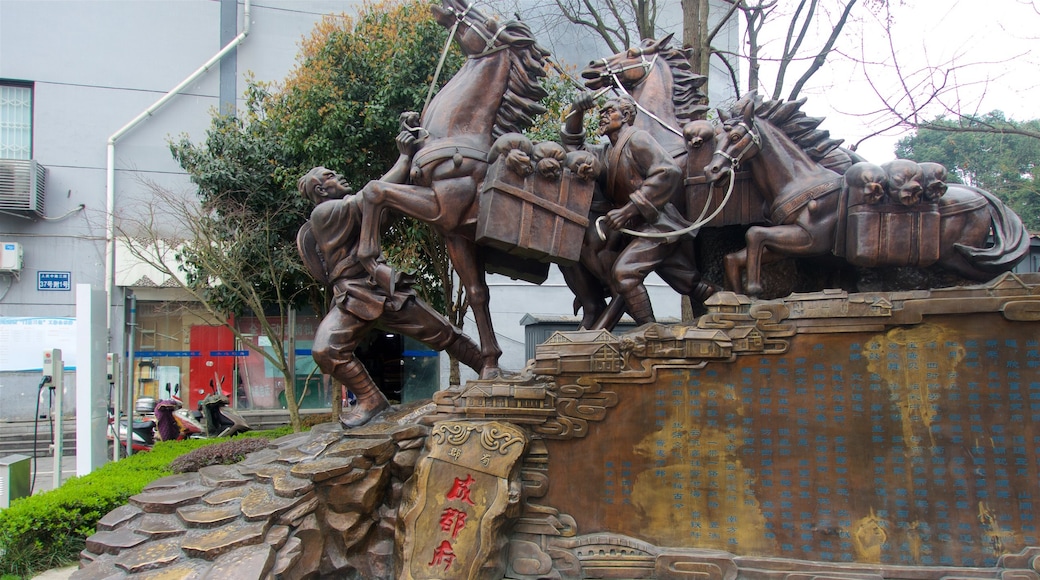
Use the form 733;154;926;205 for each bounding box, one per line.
356;0;549;378
704;94;1030;296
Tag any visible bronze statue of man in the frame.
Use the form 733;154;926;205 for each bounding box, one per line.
297;136;483;427
561;93;686;329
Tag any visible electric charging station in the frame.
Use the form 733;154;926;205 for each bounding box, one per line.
41;348;64;489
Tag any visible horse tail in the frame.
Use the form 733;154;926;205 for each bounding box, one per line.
954;187;1030;271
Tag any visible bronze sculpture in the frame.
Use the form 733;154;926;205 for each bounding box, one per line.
559;94;688;329
297;152;484;427
703;94;1030;296
564;36;720;328
74;4;1040;577
353;0;551;380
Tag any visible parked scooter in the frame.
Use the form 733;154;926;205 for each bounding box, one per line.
156;378;250;439
107;406;155;455
200;376;251;437
154;399;203;441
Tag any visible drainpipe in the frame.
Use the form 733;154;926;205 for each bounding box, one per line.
104;0;252;333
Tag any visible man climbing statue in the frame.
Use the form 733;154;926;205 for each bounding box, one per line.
296;131;483;427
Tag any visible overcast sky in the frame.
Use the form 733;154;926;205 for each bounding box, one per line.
774;0;1040;161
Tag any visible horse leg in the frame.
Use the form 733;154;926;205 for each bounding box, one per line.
357;179;445;267
444;234;502;379
723;248;748;292
562;221;618;328
744;224;814;297
560;263;607;330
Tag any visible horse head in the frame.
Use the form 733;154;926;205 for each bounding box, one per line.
432;0;536;57
581;34;682;91
704;94;760;188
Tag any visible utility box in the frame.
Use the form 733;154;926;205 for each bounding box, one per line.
0;241;23;273
0;454;31;508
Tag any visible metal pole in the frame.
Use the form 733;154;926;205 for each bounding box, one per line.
287;307;296;408
125;294;137;457
51;350;64;489
110;353;120;462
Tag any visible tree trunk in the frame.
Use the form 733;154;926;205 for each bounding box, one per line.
330;377;342;419
449;357;461;387
681;295;695;324
682;0;711;77
282;370;302;431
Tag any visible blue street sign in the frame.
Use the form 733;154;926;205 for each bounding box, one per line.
38;271;71;291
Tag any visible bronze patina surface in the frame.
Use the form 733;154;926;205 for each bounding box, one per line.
542;310;1038;565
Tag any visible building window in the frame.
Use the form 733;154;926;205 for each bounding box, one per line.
0;82;33;160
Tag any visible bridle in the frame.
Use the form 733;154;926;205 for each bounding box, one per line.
595;48;659;83
592;50;684;139
425;1;516;112
442;2;515;58
714;120;761;171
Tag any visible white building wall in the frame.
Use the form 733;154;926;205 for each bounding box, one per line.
0;0;354;419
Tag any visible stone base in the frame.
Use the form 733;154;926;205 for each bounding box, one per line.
76;274;1040;579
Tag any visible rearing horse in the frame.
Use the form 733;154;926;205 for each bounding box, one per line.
356;0;549;378
704;94;1030;296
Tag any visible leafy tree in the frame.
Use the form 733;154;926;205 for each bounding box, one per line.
524;65;600;142
895;111;1040;231
262;0;466;316
117;181;314;431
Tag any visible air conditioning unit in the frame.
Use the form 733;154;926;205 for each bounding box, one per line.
0;159;46;215
0;242;23;273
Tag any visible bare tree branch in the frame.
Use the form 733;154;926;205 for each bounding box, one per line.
787;0;857;100
117;181;308;431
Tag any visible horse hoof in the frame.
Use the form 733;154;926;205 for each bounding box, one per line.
480;366;503;380
746;283;764;297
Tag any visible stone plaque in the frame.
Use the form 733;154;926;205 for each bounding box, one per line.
398;421;527;580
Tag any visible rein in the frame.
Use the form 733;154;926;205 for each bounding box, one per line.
593;119;758;241
596;166;736;241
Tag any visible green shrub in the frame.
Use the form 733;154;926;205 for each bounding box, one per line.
168;437;272;473
0;430;289;578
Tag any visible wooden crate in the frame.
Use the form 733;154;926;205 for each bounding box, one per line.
844;202;941;267
476;158;594;266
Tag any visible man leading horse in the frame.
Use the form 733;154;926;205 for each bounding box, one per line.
561;93;690;329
